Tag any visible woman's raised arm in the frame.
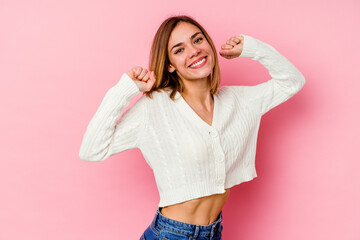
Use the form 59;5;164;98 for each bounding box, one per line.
220;34;306;115
79;67;155;162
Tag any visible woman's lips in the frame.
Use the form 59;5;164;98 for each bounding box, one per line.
189;56;207;69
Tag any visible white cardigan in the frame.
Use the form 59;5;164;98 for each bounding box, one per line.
79;34;305;207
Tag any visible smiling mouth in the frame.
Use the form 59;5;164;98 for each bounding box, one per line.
189;56;207;68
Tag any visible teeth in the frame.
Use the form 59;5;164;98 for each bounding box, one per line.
190;57;205;67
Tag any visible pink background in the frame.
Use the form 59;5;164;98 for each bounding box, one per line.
1;0;359;239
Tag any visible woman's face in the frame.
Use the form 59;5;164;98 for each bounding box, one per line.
167;22;215;83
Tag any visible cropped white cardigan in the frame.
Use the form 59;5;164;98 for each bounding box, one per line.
79;34;305;207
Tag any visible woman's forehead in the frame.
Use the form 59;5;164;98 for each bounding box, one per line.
168;22;202;47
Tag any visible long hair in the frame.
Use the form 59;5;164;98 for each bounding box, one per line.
144;15;221;101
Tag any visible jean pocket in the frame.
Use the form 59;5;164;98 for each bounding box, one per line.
158;229;189;240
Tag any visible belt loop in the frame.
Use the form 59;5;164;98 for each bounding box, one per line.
210;221;220;239
209;211;222;239
210;224;215;239
154;207;161;226
192;225;200;239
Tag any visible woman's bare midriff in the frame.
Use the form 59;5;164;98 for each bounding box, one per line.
160;188;230;226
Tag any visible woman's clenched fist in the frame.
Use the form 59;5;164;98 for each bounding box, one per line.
219;35;244;59
127;66;156;92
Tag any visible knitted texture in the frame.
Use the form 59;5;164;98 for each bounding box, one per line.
79;34;305;207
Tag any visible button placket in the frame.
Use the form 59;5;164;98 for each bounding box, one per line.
208;128;226;187
216;153;224;163
209;129;218;137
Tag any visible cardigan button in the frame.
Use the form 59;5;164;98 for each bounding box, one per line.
217;155;224;163
209;130;218;137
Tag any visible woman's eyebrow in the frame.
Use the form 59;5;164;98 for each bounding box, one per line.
170;32;202;51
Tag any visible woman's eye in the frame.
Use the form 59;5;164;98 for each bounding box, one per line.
195;37;203;43
174;38;203;54
175;48;183;54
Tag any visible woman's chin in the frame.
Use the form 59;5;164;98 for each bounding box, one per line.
187;68;212;79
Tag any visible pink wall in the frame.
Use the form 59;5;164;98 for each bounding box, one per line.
1;0;359;239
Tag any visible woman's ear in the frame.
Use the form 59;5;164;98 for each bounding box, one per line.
168;64;176;73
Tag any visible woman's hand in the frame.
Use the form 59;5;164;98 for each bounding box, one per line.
219;35;244;59
127;66;156;92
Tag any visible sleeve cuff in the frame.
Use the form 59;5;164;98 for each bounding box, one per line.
238;34;259;58
113;73;141;100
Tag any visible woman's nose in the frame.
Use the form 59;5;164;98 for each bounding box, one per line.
188;44;200;58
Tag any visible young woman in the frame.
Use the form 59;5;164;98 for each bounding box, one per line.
79;15;305;240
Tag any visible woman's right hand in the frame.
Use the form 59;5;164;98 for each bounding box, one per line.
127;66;156;92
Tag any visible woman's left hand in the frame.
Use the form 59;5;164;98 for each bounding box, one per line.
219;35;244;59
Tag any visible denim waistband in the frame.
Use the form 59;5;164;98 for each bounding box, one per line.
150;207;223;239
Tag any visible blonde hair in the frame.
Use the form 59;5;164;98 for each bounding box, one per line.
144;15;221;101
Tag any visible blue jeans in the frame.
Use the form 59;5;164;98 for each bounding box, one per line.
140;207;223;240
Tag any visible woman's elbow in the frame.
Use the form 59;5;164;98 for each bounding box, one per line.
291;71;306;93
78;149;107;162
297;74;306;91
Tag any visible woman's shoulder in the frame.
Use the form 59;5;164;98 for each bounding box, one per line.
143;88;179;102
218;85;249;96
216;85;239;96
216;85;250;103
